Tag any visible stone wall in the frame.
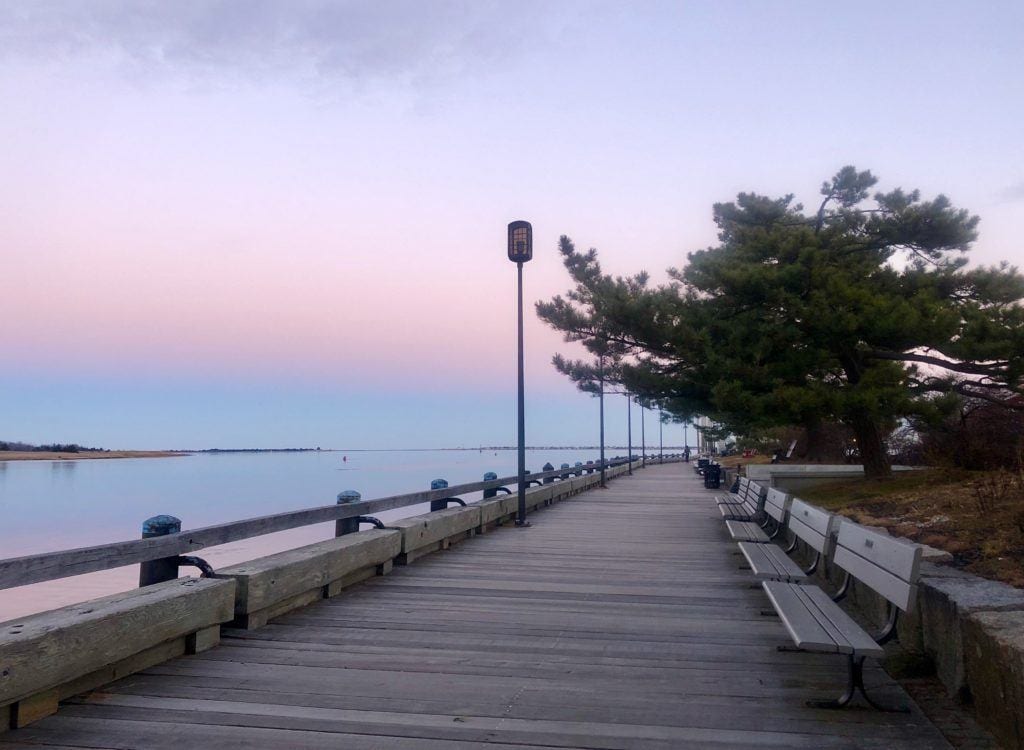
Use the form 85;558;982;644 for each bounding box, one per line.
786;512;1024;749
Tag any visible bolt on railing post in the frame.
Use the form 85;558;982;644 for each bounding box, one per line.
542;462;554;484
139;515;181;587
336;490;362;536
430;478;449;511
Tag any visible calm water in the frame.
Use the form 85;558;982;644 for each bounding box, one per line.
0;448;607;621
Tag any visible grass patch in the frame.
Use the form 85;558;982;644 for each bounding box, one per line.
796;468;1024;588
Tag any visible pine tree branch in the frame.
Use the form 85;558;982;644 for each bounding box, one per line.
863;349;1010;377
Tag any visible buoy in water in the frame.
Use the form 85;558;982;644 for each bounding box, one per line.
343;455;347;462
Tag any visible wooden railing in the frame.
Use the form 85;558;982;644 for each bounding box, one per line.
0;455;684;591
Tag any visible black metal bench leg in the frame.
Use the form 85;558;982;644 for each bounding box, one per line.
808;655;910;712
807;654;858;709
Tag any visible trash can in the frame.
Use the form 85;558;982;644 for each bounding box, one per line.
703;464;722;489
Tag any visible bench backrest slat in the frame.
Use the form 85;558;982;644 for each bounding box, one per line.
787;498;835;555
741;481;766;516
764;488;790;524
832;521;922;612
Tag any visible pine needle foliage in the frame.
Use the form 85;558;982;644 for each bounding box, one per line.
537;167;1024;479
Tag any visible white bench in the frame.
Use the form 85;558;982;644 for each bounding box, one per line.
716;475;748;507
718;478;764;521
736;490;819;582
762;520;922;709
720;480;769;543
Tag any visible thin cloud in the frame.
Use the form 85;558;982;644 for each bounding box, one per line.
997;181;1024;204
0;1;554;88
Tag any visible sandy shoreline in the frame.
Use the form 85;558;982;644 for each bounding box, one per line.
0;450;187;461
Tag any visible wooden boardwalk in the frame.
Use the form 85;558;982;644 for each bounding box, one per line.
2;463;949;749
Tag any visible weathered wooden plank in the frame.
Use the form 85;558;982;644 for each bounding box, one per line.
388;506;481;563
216;529;400;623
0;463;948;749
0;577;234;706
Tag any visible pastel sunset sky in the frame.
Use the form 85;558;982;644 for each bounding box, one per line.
1;1;1021;449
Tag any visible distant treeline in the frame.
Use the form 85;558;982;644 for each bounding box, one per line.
0;441;105;453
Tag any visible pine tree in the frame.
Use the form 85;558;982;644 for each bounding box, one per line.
538;168;1024;479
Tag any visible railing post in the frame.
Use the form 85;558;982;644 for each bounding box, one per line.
542;462;554;484
336;490;361;536
574;461;583;476
482;471;499;498
560;463;571;480
430;478;449;511
139;515;181;587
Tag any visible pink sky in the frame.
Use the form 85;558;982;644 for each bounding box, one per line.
1;1;1022;448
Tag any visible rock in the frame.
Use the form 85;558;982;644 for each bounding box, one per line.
963;610;1024;750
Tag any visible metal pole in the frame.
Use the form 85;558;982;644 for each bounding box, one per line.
515;261;528;527
659;408;664;462
641;401;646;467
626;393;633;475
599;356;606;488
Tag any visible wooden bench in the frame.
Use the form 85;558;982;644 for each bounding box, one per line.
761;520;922;709
716;475;747;506
736;492;827;583
719;480;769;542
717;478;764;521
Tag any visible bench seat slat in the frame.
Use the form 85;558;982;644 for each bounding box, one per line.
762;581;884;658
718;502;749;519
799;584;885;657
737;542;807;582
725;520;769;543
762;580;845;654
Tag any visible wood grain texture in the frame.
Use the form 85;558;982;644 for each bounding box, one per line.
1;464;948;749
0;577;234;706
217;529;400;617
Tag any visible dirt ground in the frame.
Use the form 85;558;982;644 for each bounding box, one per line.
796;468;1024;588
0;450;185;461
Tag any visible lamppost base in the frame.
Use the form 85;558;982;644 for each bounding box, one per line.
514;519;532;527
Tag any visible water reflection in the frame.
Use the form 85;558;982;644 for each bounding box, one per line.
0;448;603;622
51;460;77;476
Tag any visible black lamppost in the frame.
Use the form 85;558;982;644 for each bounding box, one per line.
640;399;646;467
598;356;606;488
659;407;664;462
627;393;632;475
606;388;633;474
508;220;532;527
